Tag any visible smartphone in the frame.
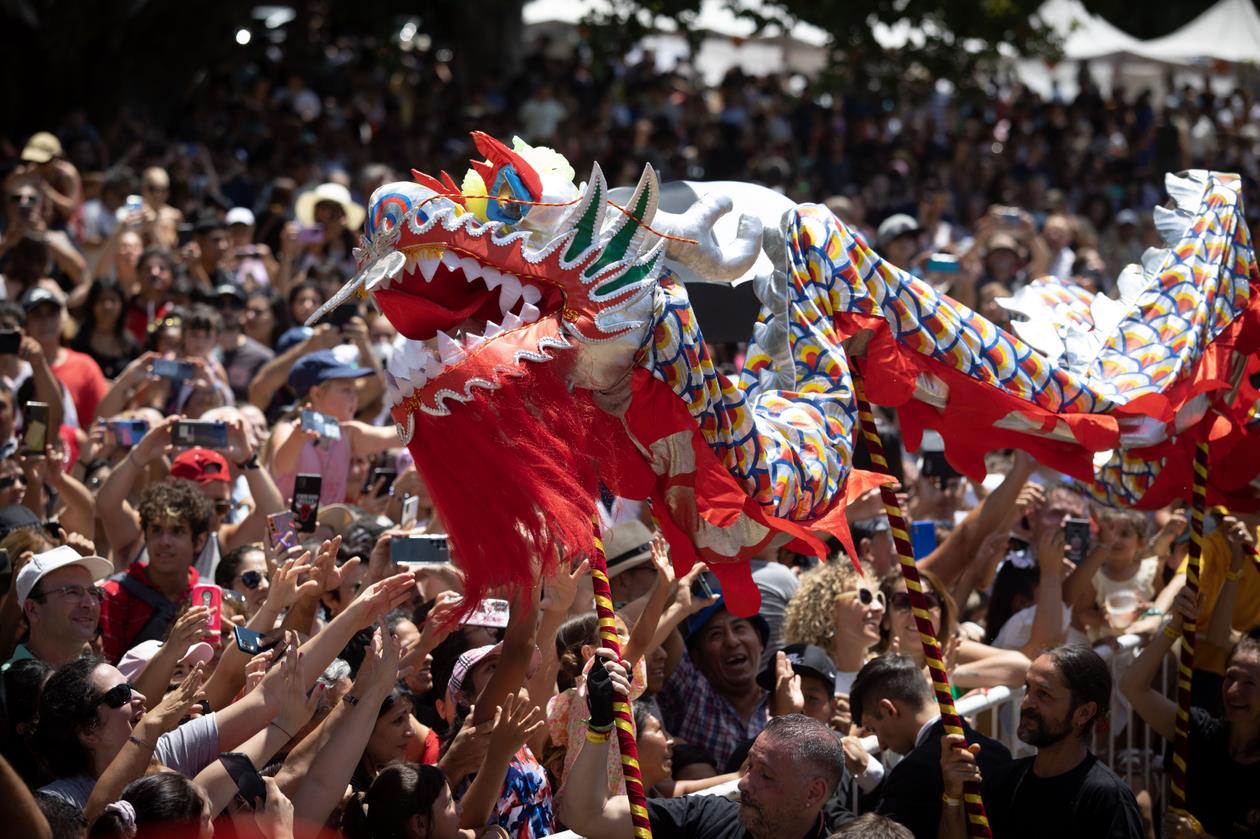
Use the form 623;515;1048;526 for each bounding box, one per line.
400;495;420;529
296;225;325;245
219;752;267;807
691;570;718;601
300;409;342;442
911;520;937;559
106;418;149;448
233;626;280;656
266;511;298;550
1064;517;1091;565
460;597;510;628
176;223;195;247
391;534;449;565
0;330;20;355
325;301;360;328
292;474;321;533
924;253;961;274
190;584;223;639
172;420;229;449
22;402;49;455
368;467;398;497
153;358;197;380
998;208;1023;227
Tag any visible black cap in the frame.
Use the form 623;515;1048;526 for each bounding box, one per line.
0;504;42;539
193;210;226;234
756;643;839;692
20;287;64;313
213;284;245;304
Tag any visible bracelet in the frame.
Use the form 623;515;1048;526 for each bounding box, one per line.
269;720;294;739
941;793;962;807
342;693;360;707
585;726;613;745
1226;568;1244;582
128;734;155;750
1163;624;1182;641
236;453;260;470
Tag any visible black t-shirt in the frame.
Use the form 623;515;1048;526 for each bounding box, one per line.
221;335;274;402
1186;707;1260;838
985;753;1143;839
646;795;829;839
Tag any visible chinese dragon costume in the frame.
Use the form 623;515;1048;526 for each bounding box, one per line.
309;132;1260;617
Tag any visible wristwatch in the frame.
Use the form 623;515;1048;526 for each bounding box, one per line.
236;453;260;470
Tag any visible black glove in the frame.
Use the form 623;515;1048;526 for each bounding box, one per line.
586;657;615;729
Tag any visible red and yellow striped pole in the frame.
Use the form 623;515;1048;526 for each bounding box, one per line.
589;518;653;839
852;372;992;838
1169;442;1209;828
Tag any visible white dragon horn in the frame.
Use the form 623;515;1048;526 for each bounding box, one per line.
652;193;764;283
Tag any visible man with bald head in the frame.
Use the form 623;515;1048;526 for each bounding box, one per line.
561;655;851;838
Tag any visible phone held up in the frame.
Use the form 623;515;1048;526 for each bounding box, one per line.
22;401;48;455
190;583;223;640
172;420;229;450
292;474;321;533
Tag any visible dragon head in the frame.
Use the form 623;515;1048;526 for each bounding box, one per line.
310;135;678;440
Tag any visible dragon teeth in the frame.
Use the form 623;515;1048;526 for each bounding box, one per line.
481;267;502;291
501;312;522;331
464;331;484;348
417;252;441;281
521;284;541;306
435;330;466;365
420;350;444;378
498;274;522;312
483;320;503;339
520;302;540;323
460;258;482;282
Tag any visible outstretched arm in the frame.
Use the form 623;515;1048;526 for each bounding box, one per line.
1119;587;1195;741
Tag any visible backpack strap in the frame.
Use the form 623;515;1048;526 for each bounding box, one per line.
118;574;182;646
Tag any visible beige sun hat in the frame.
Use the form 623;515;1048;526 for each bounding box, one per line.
295;182;366;231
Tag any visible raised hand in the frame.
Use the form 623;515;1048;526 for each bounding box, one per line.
487;694;545;762
270;634;323;737
1035;526;1066;573
939;733;983;799
146;663;207;733
673;562;719;615
347;572;417;630
165;606;212;657
242;651;274;695
539;554;590;615
253;777;295;839
771;650;804;716
266;552;321;612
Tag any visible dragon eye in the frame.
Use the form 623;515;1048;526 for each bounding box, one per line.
487;167;530;225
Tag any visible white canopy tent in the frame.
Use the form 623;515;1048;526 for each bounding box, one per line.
522;0;830;84
1131;0;1260;64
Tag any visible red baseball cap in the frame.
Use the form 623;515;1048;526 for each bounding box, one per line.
170;448;231;484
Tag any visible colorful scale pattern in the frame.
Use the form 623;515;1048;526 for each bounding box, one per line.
852;374;993;838
643;211;857;523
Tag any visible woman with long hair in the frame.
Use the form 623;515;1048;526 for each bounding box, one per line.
70;277;139;380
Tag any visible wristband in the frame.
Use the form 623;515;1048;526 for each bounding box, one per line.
585;724;613;745
342;693;360;707
941;793;962;807
269;720;294;739
1163;624;1182;641
236;453;260;470
1226;568;1244;582
128;734;155;750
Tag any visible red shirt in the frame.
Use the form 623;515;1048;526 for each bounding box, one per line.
52;348;108;425
99;563;197;663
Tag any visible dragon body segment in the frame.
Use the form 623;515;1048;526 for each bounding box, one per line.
314;132;1260;614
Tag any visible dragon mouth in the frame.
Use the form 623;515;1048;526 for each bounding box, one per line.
378;240;570;416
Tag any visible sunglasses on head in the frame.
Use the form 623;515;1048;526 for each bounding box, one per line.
98;682;135;710
239;570;264;590
840;588;886;608
891;591;942;612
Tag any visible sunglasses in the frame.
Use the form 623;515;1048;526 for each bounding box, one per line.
0;475;28;490
839;588;886;608
890;591;942;612
9;193;38;206
213;500;233;516
239;570;264;590
98;682;135;710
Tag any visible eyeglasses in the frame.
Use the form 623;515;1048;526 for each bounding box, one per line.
97;682;135;709
0;475;28;490
31;583;102;603
839;588;886;608
213;500;234;516
9;193;38;206
238;570;264;590
890;591;942;612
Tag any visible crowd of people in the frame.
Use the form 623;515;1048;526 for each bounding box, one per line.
1;20;1259;839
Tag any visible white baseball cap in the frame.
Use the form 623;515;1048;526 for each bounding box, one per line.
16;545;113;609
225;207;256;227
